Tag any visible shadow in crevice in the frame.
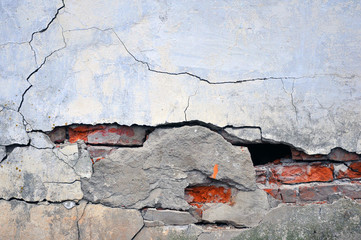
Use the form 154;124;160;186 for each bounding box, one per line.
245;144;291;166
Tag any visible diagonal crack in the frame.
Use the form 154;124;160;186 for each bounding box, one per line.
29;0;65;66
64;27;359;86
18;12;67;112
28;0;65;45
110;28;298;85
131;221;145;240
17;41;67;112
52;148;81;178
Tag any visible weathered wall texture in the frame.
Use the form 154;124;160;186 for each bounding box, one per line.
1;0;361;239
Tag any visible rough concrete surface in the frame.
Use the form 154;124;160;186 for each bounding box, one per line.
233;199;361;240
134;225;203;240
82;126;255;209
0;108;29;145
0;146;82;202
0;200;79;240
143;209;198;226
202;189;270;227
78;203;144;240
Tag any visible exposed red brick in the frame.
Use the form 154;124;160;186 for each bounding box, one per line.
255;167;267;184
271;164;333;184
337;184;361;199
264;188;297;203
291;149;327;161
299;185;337;202
69;125;105;143
328;148;360;161
87;146;116;159
264;188;282;201
300;184;361;202
280;188;297;203
337;162;361;179
185;186;232;207
87;125;146;146
68;125;147;146
48;127;66;143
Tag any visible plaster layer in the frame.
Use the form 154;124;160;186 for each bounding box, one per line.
1;0;356;154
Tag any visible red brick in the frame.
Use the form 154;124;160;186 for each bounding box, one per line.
337;184;361;199
185;186;232;207
337;162;361;179
69;125;105;143
48;127;66;143
280;188;297;203
328;148;360;161
87;125;146;146
271;164;333;184
299;185;338;201
291;149;327;161
68;124;147;146
299;184;361;202
255;167;267;184
264;188;297;203
264;188;282;201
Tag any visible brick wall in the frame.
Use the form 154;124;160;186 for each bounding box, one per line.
256;149;361;204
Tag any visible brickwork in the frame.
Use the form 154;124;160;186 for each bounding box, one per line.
257;148;361;204
48;124;148;162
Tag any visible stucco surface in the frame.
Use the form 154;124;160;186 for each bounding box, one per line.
2;1;361;150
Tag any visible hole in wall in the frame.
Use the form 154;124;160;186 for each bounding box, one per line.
245;143;292;166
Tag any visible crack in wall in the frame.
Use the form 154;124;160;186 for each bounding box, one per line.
131;222;145;240
184;87;199;121
290;79;299;122
13;25;359;154
76;202;87;240
18;30;67;113
64;26;359;87
281;79;299;122
17;0;66;113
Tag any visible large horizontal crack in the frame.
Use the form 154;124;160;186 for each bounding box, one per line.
109;29;358;85
63;27;357;86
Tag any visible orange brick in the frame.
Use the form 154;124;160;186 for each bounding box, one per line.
291;149;326;161
328;148;360;161
337;162;361;179
271;164;333;184
264;188;282;201
185;186;232;207
68;125;105;143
